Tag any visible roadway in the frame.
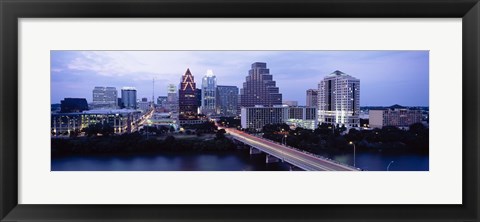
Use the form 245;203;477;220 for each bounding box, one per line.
221;127;360;171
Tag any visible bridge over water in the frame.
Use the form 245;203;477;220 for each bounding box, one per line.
223;128;360;171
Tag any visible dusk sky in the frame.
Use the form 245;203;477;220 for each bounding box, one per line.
51;51;429;106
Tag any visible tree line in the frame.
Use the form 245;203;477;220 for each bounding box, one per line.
262;123;429;155
51;129;234;157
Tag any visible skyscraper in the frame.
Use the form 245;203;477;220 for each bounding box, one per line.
178;68;198;117
195;88;202;108
92;86;117;109
121;87;137;109
318;70;360;127
216;85;239;116
306;89;318;107
240;62;282;108
166;84;178;112
201;69;217;115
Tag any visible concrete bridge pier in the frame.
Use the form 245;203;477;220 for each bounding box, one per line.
249;147;262;155
265;154;280;163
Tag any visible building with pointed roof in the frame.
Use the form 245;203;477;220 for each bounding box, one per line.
318;70;360;127
179;68;198;118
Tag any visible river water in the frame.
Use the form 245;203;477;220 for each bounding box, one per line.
51;150;291;171
51;148;428;171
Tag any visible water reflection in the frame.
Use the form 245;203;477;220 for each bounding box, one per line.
52;149;428;171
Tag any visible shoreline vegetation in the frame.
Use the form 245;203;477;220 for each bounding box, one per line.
51;130;237;157
52;121;428;157
261;123;429;155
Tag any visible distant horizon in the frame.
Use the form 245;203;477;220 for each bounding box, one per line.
51;51;429;106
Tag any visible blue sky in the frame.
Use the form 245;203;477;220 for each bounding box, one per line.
51;51;429;106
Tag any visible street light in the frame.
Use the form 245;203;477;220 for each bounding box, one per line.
349;141;356;167
282;134;288;146
387;161;395;171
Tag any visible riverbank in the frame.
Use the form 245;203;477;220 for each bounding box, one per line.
51;132;237;157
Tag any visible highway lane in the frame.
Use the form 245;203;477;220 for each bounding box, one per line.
223;128;359;171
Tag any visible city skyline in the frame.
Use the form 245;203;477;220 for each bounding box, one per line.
51;51;429;106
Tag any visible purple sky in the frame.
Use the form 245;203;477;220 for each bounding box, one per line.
51;51;429;106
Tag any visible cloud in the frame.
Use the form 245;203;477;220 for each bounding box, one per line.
51;50;429;106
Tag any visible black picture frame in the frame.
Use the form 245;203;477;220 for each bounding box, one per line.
1;0;479;221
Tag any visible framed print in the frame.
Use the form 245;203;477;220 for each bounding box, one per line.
1;0;479;221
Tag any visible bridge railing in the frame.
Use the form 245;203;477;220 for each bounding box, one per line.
248;134;361;171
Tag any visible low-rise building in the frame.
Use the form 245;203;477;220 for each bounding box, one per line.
285;106;318;130
138;101;152;112
241;105;317;131
369;104;422;129
148;112;179;131
51;109;142;136
282;100;298;107
60;98;89;113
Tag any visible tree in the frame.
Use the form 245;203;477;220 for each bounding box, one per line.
345;128;361;142
69;129;80;138
158;126;169;135
82;122;113;137
315;123;334;136
101;123;114;136
337;125;347;135
164;135;176;144
215;129;226;140
409;122;427;134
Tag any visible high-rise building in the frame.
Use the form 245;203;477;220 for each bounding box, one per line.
201;69;217;115
240;62;282;107
369;105;422;129
178;68;198;117
166;84;178;112
216;85;239;116
306;89;318;107
318;70;360;127
195;88;202;108
121;87;137;109
92;86;117;109
167;84;177;102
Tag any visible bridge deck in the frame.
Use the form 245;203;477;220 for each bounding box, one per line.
225;128;359;171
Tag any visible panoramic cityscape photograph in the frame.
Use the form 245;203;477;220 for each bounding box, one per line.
51;50;429;171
